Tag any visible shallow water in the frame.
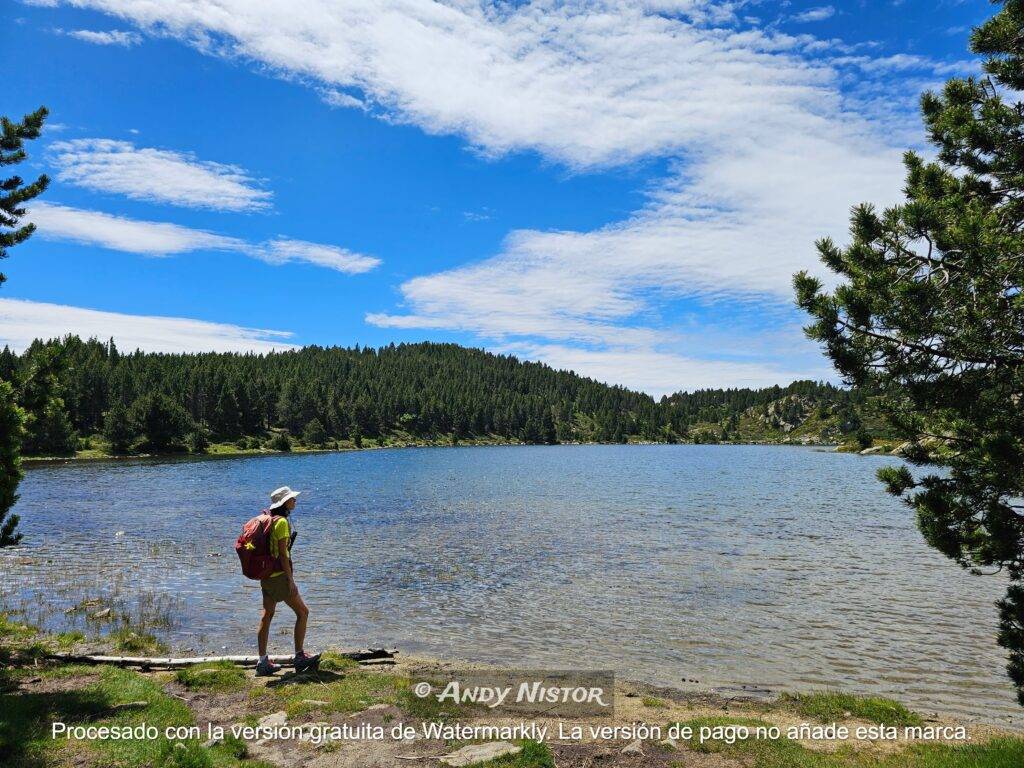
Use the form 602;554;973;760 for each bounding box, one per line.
3;445;1018;725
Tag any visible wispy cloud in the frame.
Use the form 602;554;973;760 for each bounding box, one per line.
58;28;141;46
35;0;977;390
29;203;380;274
256;237;381;274
47;139;272;212
29;202;243;255
792;6;835;23
0;298;297;354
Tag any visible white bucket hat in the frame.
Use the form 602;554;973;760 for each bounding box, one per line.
269;486;301;510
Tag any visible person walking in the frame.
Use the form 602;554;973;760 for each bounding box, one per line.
256;486;319;675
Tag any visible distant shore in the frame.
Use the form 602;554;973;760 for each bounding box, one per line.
22;436;907;468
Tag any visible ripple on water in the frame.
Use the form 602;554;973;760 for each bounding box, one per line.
1;445;1018;726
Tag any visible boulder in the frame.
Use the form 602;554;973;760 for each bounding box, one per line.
258;711;287;728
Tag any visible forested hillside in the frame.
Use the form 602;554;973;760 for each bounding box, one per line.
2;336;893;457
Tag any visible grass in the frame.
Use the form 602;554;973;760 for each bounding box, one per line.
0;613;38;641
108;627;169;654
671;716;1024;768
174;661;246;692
0;663;288;768
642;695;668;709
53;630;86;649
481;740;554;767
0;664;194;768
251;666;468;722
318;650;360;672
781;691;924;727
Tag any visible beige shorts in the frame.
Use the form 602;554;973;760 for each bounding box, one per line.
260;574;289;603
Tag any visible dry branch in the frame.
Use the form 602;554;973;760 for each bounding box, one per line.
44;648;397;669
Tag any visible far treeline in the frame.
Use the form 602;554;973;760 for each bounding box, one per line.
3;335;888;457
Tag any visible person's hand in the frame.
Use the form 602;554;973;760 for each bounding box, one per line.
288;580;299;599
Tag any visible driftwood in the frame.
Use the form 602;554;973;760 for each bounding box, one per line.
45;648;397;669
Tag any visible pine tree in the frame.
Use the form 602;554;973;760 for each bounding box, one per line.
0;106;48;547
302;417;327;447
0;380;25;546
18;347;78;456
129;392;193;453
1;107;49;286
795;1;1024;704
103;401;137;454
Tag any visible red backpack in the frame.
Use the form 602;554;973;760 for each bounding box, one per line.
235;511;283;580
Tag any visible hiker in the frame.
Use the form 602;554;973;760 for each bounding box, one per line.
256;486;319;676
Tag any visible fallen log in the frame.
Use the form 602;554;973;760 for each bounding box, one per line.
45;648;397;669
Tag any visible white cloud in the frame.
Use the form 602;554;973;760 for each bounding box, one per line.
792;6;835;23
48;139;272;212
256;238;381;274
39;1;963;390
503;343;833;397
0;298;297;354
62;28;141;46
29;202;244;255
28;203;381;273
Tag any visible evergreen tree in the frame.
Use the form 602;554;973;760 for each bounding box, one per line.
186;425;211;454
21;397;76;456
18;347;77;457
1;107;49;286
795;1;1024;704
302;417;327;447
0;380;24;546
130;392;193;452
268;431;292;452
0;106;49;547
102;401;137;454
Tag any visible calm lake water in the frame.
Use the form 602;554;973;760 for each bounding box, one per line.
3;445;1018;725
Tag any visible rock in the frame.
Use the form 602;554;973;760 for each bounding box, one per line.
440;742;521;766
621;739;644;755
859;446;885;455
258;711;287;728
301;699;330;707
111;701;149;712
115;531;125;537
90;608;112;620
660;738;678;750
202;737;222;748
298;722;332;744
364;703;389;711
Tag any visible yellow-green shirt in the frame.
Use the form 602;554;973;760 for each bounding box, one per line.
269;517;290;578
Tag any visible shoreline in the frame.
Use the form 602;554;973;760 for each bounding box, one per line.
2;619;1021;768
22;439;904;468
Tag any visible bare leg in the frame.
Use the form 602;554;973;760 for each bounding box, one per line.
283;591;309;655
258;593;276;656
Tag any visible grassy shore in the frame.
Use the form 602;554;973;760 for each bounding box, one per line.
20;434;892;467
2;613;1022;768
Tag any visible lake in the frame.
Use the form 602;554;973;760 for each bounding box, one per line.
2;445;1017;726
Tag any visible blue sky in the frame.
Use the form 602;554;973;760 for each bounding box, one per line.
0;0;992;395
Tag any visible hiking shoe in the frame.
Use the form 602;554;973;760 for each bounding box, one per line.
293;651;321;673
255;658;281;676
